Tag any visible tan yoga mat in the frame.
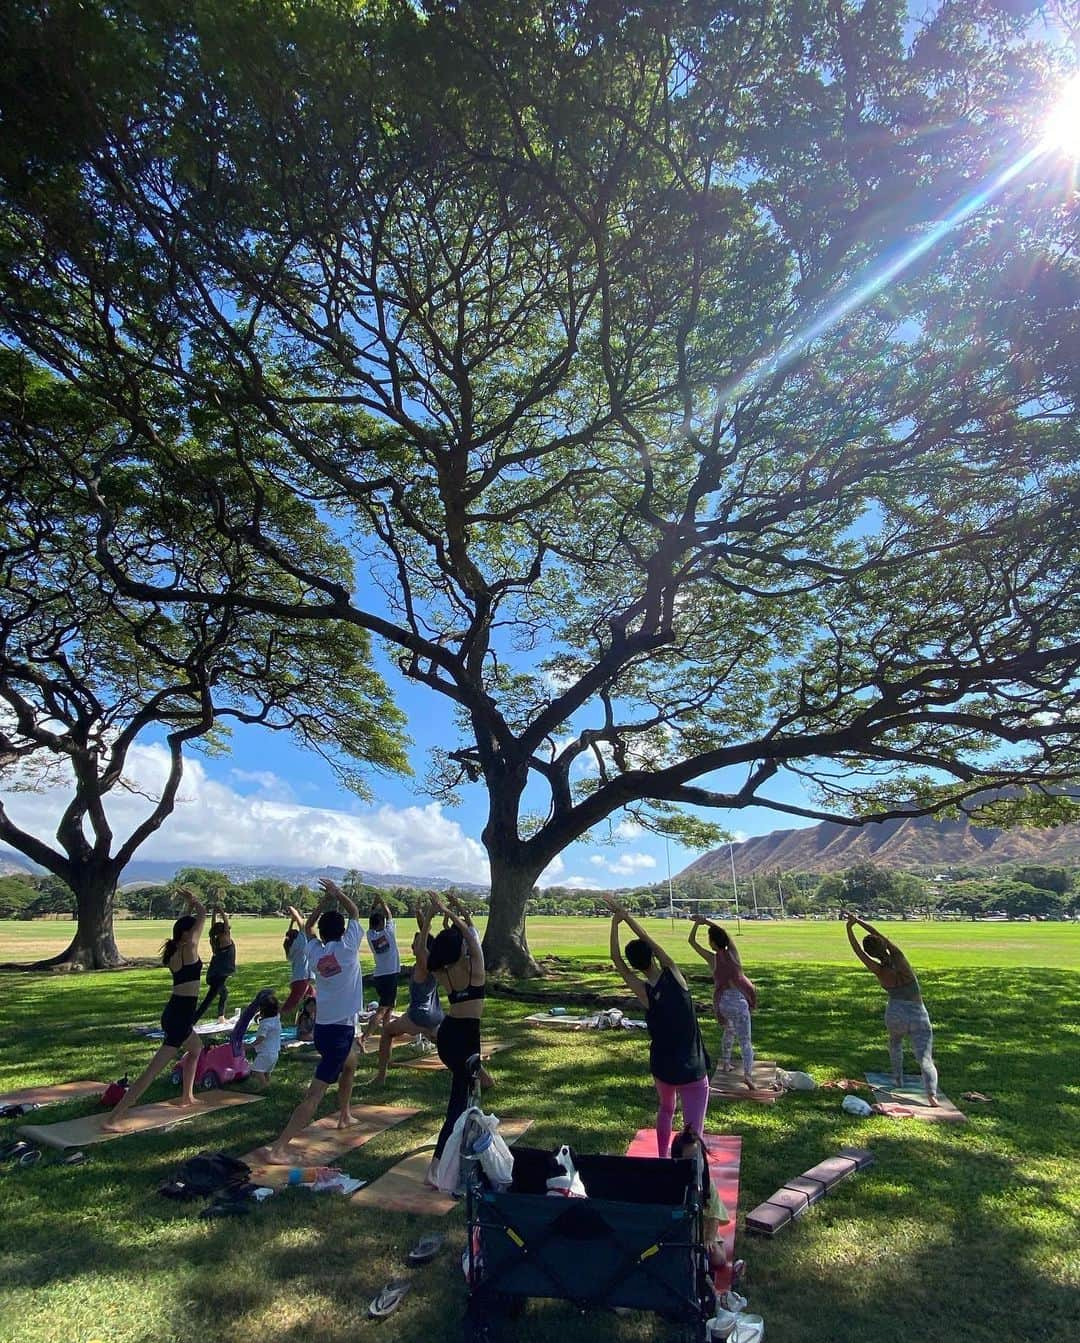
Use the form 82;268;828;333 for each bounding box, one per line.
242;1104;419;1174
710;1059;782;1105
350;1117;534;1215
865;1073;967;1123
391;1039;511;1071
0;1080;106;1109
19;1092;262;1150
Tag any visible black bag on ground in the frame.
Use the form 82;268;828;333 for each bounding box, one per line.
158;1151;251;1201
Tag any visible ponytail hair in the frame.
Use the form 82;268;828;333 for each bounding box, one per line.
161;914;197;965
670;1125;711;1195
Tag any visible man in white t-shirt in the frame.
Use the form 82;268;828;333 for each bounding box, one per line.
360;892;401;1049
260;877;364;1163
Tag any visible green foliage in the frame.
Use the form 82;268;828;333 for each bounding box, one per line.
0;0;1078;972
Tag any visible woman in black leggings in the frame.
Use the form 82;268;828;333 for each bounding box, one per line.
425;895;486;1187
196;906;236;1022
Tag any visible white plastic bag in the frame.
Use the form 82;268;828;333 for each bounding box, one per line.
777;1069;817;1091
434;1107;474;1192
471;1112;515;1189
842;1094;873;1117
435;1107;514;1193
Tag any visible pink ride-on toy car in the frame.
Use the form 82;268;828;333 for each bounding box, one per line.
170;1042;251;1091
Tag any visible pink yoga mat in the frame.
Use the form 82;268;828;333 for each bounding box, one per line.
626;1129;742;1293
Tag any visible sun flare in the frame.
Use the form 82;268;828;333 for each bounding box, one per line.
1042;72;1080;156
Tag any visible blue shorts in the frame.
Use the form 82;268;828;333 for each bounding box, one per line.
313;1023;357;1084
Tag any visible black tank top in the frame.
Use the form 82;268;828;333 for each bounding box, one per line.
646;968;710;1085
171;953;202;987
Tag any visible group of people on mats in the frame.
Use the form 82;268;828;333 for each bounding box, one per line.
104;882;941;1179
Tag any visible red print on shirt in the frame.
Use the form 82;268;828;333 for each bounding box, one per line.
317;951;342;978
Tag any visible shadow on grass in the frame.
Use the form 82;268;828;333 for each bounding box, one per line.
0;962;1078;1343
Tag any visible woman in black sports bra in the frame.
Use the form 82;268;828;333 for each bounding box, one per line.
424;894;489;1185
104;889;207;1130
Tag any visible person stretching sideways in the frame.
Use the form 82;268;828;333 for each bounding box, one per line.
367;898;444;1087
844;910;939;1107
258;878;365;1162
103;889;206;1129
360;893;401;1050
688;917;757;1089
604;894;711;1158
279;905;316;1020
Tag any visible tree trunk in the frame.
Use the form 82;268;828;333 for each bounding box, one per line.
25;872;124;970
482;858;541;977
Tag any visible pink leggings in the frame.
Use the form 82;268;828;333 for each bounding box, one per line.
653;1075;710;1158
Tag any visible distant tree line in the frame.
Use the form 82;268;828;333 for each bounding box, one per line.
3;860;1077;923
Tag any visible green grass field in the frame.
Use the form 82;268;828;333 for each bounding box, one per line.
4;913;1079;969
0;921;1078;1343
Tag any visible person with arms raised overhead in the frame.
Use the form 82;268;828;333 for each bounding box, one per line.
258;878;364;1163
604;894;710;1158
103;889;207;1129
844;910;939;1107
689;917;757;1089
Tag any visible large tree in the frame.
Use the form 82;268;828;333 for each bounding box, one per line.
1;1;1078;973
0;357;408;968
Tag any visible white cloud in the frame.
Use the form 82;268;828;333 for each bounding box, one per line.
0;743;489;884
608;852;657;875
614;819;643;840
536;855;566;887
229;768;297;802
585;850;658;877
558;875;604;890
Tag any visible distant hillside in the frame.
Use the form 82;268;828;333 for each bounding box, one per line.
0;851;489;896
681;811;1080;878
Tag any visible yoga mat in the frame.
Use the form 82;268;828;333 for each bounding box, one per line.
524;1013;647;1031
710;1059;781;1105
350;1117;534;1215
391;1039;511;1071
133;1012;242;1039
18;1092;262;1150
0;1080;106;1109
626;1129;742;1293
242;1104;419;1173
865;1073;967;1123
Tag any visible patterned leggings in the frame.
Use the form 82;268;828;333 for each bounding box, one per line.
715;987;754;1079
884;999;938;1100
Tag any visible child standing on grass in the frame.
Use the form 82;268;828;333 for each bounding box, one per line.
280;905;316;1020
671;1126;730;1273
360;893;400;1049
249;992;282;1089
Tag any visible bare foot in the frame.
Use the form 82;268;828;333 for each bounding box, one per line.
174;1096;198;1109
259;1145;295;1166
722;1061;734;1073
743;1076;755;1091
926;1094;940;1108
100;1117;127;1133
479;1066;495;1091
423;1158;440;1189
337;1111;361;1129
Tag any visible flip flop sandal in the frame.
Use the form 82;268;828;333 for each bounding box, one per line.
60;1150;86;1166
0;1103;39;1119
368;1280;412;1318
407;1233;445;1265
18;1147;41;1167
0;1141;33;1162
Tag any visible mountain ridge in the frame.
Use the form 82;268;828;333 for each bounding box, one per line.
681;810;1080;879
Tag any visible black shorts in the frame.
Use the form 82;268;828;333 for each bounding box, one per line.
372;973;400;1009
313;1023;357;1084
161;995;199;1048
